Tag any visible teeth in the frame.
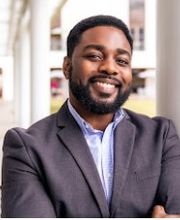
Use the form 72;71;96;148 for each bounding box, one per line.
96;82;115;88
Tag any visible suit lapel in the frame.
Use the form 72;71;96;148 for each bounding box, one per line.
56;103;109;217
110;114;136;215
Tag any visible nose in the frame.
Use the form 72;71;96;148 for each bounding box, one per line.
98;58;118;75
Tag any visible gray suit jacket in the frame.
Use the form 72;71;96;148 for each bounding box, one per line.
2;102;180;217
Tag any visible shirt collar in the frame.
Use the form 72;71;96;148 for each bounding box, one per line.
67;99;125;134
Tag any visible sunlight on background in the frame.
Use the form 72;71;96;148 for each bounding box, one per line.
0;0;157;144
0;0;157;193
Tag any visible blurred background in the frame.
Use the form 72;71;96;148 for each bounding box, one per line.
1;0;180;178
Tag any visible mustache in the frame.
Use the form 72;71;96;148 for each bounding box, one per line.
89;74;122;87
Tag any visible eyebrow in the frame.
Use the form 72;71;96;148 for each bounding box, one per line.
83;44;131;58
83;44;105;52
116;48;131;58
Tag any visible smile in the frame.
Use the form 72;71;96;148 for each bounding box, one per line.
90;75;122;88
90;80;119;96
96;81;115;89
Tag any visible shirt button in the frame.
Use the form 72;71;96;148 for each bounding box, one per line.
108;173;111;178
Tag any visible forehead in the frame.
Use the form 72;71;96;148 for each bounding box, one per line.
78;26;131;54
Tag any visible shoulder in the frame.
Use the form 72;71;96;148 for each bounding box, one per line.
5;101;71;141
122;109;180;157
3;101;76;152
3;112;58;146
123;108;170;124
123;108;176;134
2;103;73;174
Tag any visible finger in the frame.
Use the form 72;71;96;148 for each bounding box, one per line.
152;205;180;218
152;205;166;218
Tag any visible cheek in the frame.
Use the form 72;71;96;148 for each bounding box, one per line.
128;74;133;84
70;66;88;86
71;61;94;83
122;70;132;85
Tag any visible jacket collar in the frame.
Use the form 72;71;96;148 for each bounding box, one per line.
57;102;109;217
56;102;136;217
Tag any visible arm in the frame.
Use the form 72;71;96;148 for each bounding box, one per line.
1;128;56;217
153;120;180;217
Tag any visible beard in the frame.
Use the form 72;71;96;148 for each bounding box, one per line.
69;75;132;114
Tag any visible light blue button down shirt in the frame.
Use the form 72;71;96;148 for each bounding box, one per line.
67;100;125;204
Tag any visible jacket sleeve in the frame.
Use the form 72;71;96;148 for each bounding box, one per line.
156;119;180;214
1;128;56;217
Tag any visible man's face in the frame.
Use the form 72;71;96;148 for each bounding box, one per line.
64;26;132;114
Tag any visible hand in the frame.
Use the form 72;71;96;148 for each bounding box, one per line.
152;205;180;218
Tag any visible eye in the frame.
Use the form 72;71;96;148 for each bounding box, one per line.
116;58;129;66
84;53;103;61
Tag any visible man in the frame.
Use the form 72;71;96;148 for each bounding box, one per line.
1;15;180;217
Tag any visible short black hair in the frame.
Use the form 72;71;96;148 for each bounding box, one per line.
66;15;133;57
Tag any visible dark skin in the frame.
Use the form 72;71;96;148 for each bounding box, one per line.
63;26;132;131
152;205;180;218
63;26;180;217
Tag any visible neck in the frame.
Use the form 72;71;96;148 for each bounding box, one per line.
82;112;114;131
69;98;115;131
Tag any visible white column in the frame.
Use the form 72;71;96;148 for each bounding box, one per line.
19;27;31;127
156;0;180;135
30;0;50;123
1;57;13;101
145;0;156;66
13;28;31;128
13;42;21;124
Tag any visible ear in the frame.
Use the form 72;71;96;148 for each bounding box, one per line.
63;56;72;79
